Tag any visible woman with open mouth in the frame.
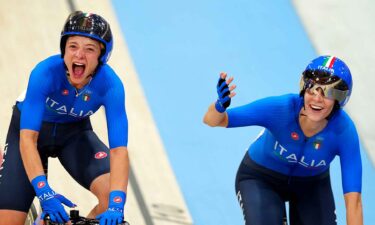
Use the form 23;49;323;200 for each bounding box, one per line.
203;56;363;225
0;11;129;225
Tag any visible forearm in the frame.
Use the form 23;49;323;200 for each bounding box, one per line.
345;192;363;225
20;130;44;181
203;103;228;127
109;146;129;192
346;203;363;225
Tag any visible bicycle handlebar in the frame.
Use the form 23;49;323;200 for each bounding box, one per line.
44;210;130;225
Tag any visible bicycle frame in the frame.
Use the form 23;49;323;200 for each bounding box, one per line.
44;210;130;225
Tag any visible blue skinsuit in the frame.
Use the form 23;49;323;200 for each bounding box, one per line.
229;94;361;225
17;54;128;148
0;55;128;212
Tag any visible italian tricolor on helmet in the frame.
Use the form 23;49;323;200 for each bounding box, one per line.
299;55;352;107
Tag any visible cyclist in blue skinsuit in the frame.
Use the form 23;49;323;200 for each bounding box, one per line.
0;11;129;225
203;56;363;225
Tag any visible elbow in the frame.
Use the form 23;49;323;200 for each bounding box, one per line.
19;130;38;153
19;138;27;152
344;192;363;210
19;135;31;159
203;116;217;127
19;135;30;153
203;113;228;127
205;122;218;127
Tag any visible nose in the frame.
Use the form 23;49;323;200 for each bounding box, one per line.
74;48;84;58
312;89;324;101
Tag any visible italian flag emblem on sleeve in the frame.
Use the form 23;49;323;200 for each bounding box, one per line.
313;140;322;150
83;94;90;102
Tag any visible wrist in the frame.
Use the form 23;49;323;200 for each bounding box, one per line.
108;190;126;211
31;175;54;201
215;99;226;113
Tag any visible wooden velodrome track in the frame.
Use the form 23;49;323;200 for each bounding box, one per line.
1;0;375;224
0;1;193;224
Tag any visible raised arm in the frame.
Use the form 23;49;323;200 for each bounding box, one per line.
203;72;236;127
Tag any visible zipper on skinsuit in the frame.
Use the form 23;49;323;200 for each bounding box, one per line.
52;123;57;137
287;136;309;185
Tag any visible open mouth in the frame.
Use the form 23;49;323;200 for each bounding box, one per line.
72;62;86;78
310;104;324;112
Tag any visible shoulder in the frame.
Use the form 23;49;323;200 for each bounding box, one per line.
95;64;124;88
28;55;65;88
33;55;65;71
329;110;358;136
31;55;65;78
92;65;125;98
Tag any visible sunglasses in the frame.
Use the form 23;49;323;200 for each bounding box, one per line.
300;70;349;103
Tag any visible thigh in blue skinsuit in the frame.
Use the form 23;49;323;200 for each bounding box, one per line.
0;106;111;212
0;107;35;212
57;129;110;190
235;153;336;225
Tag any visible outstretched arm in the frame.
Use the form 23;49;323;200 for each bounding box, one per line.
345;192;363;225
203;72;236;127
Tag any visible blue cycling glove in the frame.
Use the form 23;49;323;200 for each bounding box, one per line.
31;175;76;223
96;190;126;225
215;77;231;112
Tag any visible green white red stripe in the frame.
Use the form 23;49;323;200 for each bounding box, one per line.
323;56;336;68
83;94;90;101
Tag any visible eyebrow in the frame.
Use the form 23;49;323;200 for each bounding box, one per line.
85;43;100;48
67;41;100;48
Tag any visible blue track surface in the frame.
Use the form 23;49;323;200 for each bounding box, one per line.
112;0;374;224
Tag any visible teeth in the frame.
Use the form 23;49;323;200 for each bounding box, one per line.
311;105;323;110
73;63;84;66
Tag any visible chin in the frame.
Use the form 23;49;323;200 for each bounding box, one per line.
69;77;80;84
307;110;329;122
69;73;88;83
308;116;326;122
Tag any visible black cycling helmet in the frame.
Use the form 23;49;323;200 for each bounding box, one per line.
60;11;113;64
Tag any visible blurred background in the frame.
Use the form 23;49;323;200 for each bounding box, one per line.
0;0;374;224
